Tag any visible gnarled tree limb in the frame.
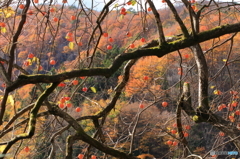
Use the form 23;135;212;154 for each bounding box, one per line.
5;22;240;92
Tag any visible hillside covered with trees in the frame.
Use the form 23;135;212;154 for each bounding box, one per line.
1;0;240;158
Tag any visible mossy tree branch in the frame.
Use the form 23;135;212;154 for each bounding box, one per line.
1;103;35;133
2;19;240;157
0;82;59;158
0;111;49;140
49;102;137;159
180;83;240;150
5;22;240;92
46;60;138;159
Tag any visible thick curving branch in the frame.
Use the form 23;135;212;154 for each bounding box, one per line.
69;59;136;157
180;83;240;150
1;103;35;132
0;83;59;158
0;111;49;139
1;111;52;155
45;59;137;159
49;101;137;159
47;60;138;159
5;23;240;92
191;44;209;110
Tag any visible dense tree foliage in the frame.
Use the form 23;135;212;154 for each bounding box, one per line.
1;0;240;158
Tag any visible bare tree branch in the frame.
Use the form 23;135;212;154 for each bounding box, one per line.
0;63;11;86
165;0;189;38
147;0;166;43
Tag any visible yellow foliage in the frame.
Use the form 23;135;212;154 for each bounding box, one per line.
210;86;215;89
0;7;15;18
90;87;97;93
1;27;6;33
0;95;14;107
213;89;222;95
68;42;74;50
7;95;14;106
0;145;6;153
32;57;40;64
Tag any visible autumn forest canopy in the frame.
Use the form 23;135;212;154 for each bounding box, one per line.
1;0;240;159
